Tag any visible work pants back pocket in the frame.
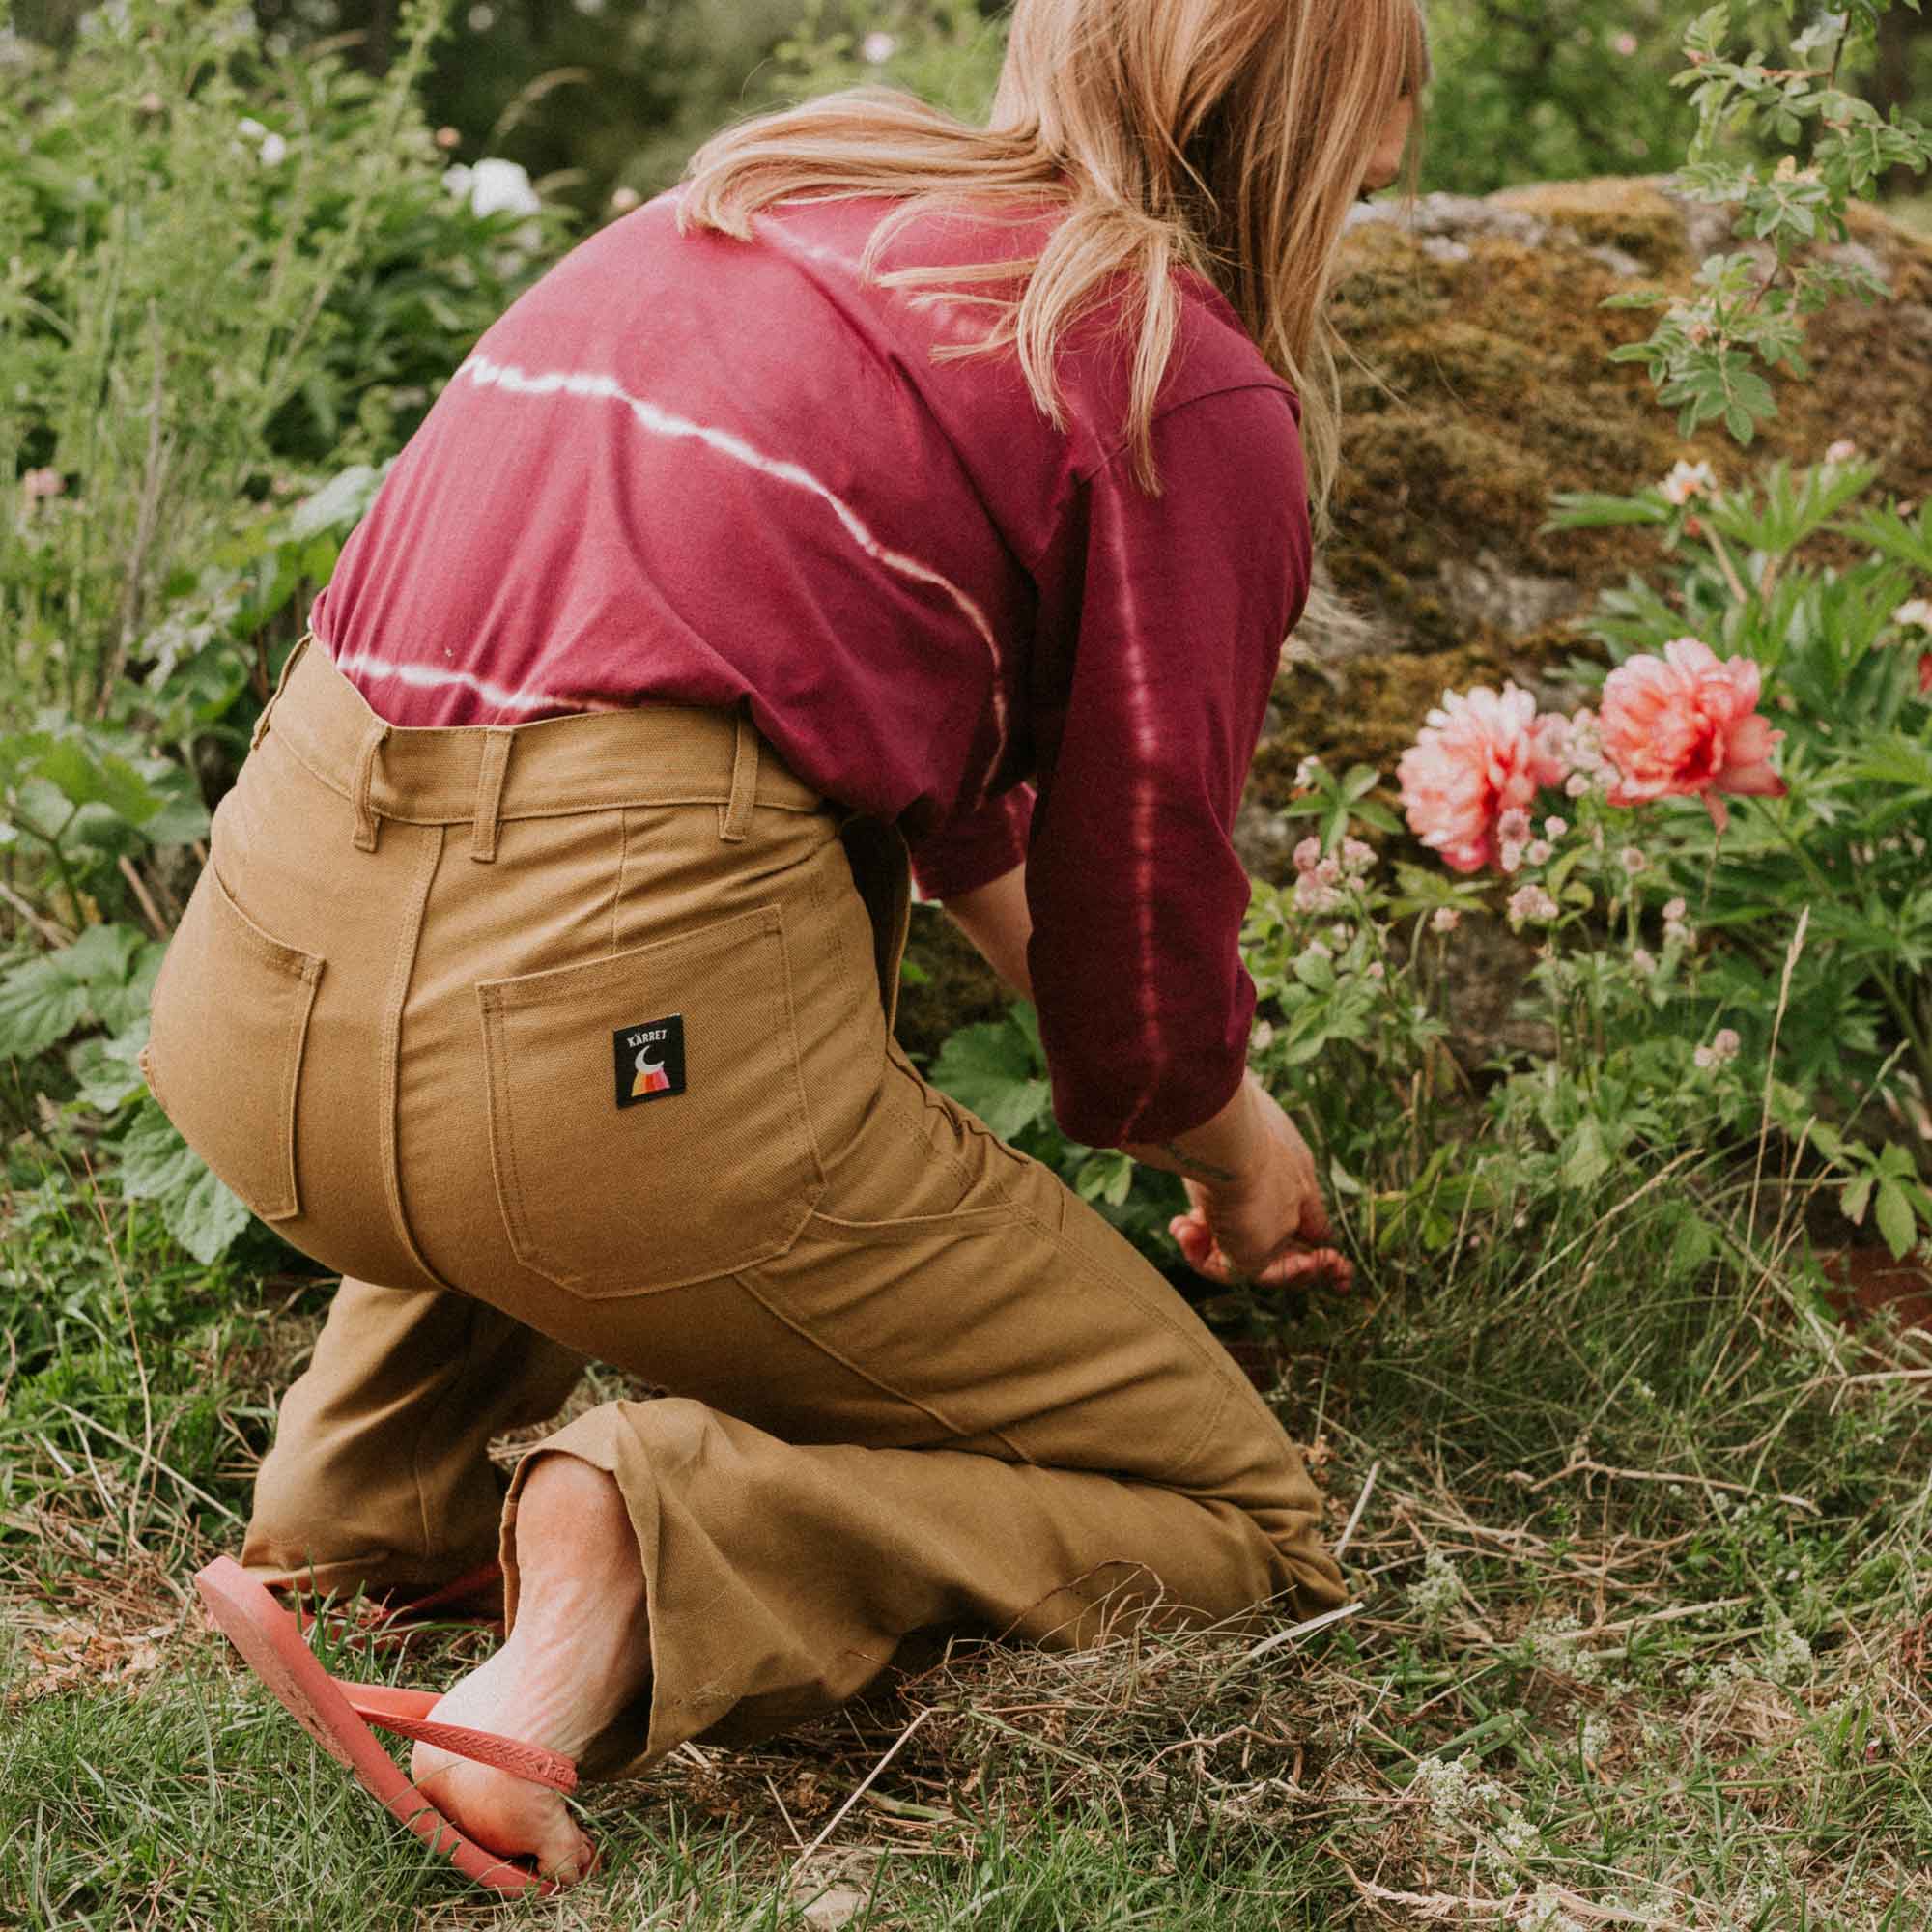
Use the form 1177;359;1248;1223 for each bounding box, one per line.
478;903;825;1297
142;865;323;1223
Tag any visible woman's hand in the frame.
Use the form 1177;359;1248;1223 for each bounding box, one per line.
1153;1078;1352;1291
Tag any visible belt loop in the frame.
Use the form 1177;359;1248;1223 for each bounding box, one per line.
351;723;388;853
470;728;515;864
251;633;313;753
719;707;758;844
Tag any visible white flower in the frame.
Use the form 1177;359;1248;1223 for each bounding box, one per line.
258;131;288;166
1894;599;1932;634
1525;838;1553;867
1294;755;1323;790
1620;846;1647;876
1662;897;1688;922
447;156;541;219
237;115;267;139
1432;907;1462;935
1826;439;1859;466
1660;459;1717;506
1406;1548;1462;1623
1564;772;1591;799
1544;816;1568;839
861;30;898;64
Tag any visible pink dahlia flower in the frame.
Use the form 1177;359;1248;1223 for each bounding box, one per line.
1599;639;1785;834
1398;684;1569;874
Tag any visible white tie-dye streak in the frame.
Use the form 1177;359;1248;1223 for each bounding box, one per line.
329;647;617;717
1093;483;1167;1137
458;355;1009;764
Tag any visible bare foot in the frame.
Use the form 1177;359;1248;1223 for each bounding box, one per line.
410;1454;651;1884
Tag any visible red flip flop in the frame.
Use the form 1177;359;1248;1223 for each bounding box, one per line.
194;1555;589;1897
281;1559;508;1655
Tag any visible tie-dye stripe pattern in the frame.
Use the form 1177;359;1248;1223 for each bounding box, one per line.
458;355;1009;762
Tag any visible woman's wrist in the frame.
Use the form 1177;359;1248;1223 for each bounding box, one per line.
1123;1072;1265;1192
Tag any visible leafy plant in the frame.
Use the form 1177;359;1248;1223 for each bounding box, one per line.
1614;1;1932;443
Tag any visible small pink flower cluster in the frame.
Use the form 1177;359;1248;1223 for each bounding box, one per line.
1694;1028;1742;1070
1398;639;1786;871
1291;834;1375;914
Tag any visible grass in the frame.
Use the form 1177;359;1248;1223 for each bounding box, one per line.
5;1128;1932;1930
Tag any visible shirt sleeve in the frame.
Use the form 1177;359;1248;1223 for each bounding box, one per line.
1025;384;1311;1148
906;784;1036;901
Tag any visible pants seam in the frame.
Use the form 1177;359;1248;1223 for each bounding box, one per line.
381;823;457;1291
731;1265;1034;1464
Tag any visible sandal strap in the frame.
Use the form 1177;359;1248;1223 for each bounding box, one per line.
338;1685;578;1793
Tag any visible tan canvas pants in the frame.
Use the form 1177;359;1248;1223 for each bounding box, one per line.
145;637;1347;1779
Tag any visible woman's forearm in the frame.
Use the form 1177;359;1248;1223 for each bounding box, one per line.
937;865;1035;1002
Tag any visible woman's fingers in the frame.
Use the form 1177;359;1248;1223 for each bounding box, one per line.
1253;1245;1353;1291
1169;1211;1352;1291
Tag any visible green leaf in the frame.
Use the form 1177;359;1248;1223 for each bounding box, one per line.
33;738;163;826
115;1100;207;1202
1875;1181;1917;1262
162;1162;252;1266
0;953;91;1058
1670;1213;1716;1275
930;1020;1051;1141
1561;1120;1611;1192
1841;1173;1874;1225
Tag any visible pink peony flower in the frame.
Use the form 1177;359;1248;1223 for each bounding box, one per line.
1599;638;1786;834
1398;684;1569;874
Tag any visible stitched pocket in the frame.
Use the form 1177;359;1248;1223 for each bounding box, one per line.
478;903;824;1297
143;864;323;1223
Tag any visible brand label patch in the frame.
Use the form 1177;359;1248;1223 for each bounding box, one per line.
613;1015;686;1109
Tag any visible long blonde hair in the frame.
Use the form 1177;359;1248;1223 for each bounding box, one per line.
680;0;1429;516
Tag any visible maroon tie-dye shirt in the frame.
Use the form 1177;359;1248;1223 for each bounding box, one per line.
311;191;1311;1147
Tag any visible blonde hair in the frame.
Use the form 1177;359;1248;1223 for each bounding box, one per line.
680;0;1429;518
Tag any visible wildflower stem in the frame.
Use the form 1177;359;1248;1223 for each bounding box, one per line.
1704;526;1750;605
